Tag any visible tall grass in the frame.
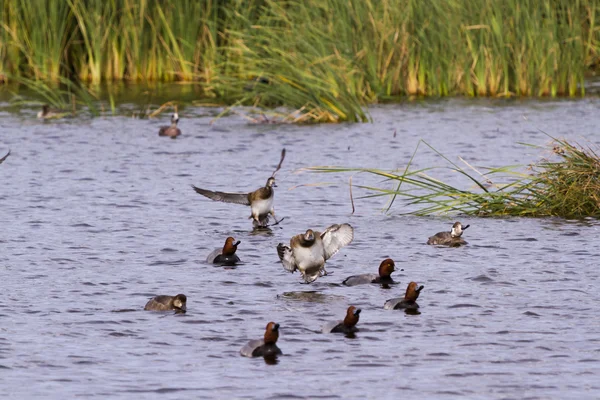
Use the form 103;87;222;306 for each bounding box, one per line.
307;137;600;219
1;0;600;121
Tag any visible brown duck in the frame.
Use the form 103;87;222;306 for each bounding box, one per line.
207;237;241;266
158;113;181;138
322;306;362;334
384;282;424;310
342;258;397;286
144;294;187;312
240;322;282;358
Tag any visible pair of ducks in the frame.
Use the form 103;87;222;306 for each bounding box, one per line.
239;307;359;359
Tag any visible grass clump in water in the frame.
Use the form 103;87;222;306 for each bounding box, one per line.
307;138;600;218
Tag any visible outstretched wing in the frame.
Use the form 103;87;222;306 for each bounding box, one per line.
191;185;251;205
277;243;296;273
321;223;354;261
0;150;10;165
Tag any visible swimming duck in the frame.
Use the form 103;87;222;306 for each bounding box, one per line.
192;149;286;228
158;113;181;138
240;322;282;358
207;237;241;266
342;258;397;286
37;105;68;119
384;282;424;310
0;150;9;165
322;306;361;334
144;294;187;312
277;223;354;284
427;221;470;246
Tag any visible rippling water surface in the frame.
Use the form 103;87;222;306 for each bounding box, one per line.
1;98;600;399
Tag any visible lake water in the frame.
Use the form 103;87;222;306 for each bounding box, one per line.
1;98;599;399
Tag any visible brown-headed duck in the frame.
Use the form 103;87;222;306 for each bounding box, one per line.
158;113;181;138
207;236;241;266
191;150;285;228
278;223;354;283
384;282;424;310
144;294;187;312
343;258;397;286
240;322;282;358
427;221;470;247
322;306;361;334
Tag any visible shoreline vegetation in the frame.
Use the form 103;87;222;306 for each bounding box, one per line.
307;137;600;219
1;0;600;122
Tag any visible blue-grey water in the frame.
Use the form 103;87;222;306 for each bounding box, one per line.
1;98;600;399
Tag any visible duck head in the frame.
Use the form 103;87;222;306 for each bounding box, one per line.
451;222;470;238
222;236;241;256
264;322;280;345
266;177;277;188
171;113;179;125
405;282;424;302
343;306;361;328
302;229;315;244
173;294;187;311
378;258;396;279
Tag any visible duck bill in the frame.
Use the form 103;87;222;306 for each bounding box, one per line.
234;241;241;246
462;225;470;230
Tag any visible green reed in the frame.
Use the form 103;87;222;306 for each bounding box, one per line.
1;0;599;121
307;137;600;219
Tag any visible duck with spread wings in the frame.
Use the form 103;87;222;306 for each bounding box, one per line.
277;223;354;283
191;149;285;228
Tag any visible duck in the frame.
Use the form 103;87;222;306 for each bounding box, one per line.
240;322;282;358
342;258;397;286
427;221;470;246
207;237;241;266
37;105;68;119
192;149;286;228
322;306;361;334
158;113;181;138
0;150;9;165
277;223;354;284
384;282;424;310
144;294;187;312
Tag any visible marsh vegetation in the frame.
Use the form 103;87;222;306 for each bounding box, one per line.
309;137;600;218
1;0;599;121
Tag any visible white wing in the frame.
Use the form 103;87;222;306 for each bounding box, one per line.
320;223;354;261
277;243;296;273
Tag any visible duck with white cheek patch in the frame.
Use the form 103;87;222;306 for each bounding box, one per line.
427;221;470;247
158;112;181;138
